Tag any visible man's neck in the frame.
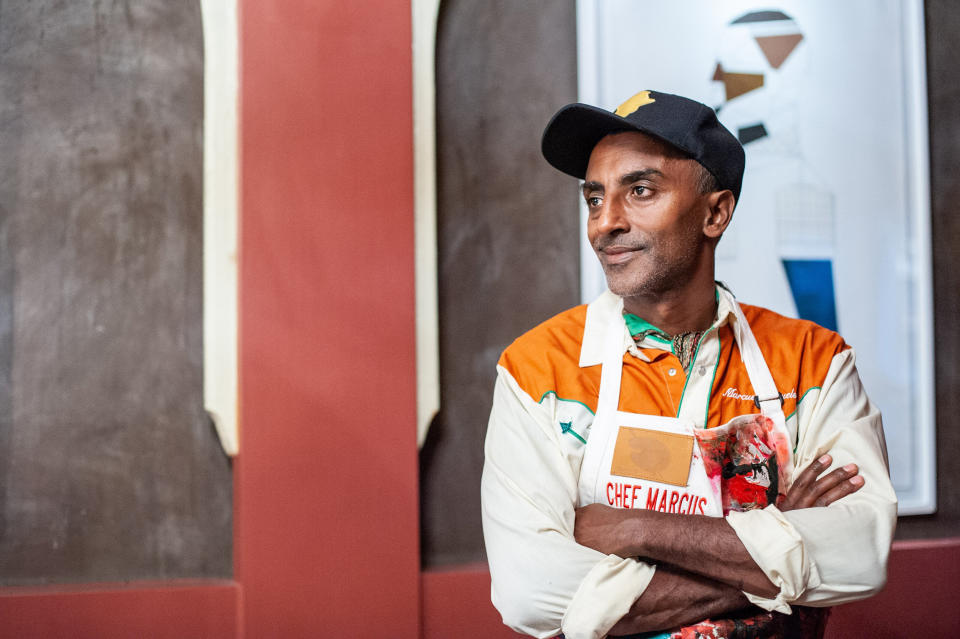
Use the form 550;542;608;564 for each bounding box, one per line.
621;280;717;337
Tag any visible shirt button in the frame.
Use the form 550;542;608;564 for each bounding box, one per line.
668;368;677;376
699;366;707;376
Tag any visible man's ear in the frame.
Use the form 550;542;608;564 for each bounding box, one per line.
703;190;735;239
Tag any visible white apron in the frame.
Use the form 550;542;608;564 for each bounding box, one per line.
578;290;795;516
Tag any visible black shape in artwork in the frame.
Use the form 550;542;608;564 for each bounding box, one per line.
738;123;769;145
731;10;792;24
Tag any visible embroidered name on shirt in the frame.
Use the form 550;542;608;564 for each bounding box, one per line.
723;387;797;401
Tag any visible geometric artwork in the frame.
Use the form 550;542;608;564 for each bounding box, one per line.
714;10;803;103
577;0;935;514
712;10;838;332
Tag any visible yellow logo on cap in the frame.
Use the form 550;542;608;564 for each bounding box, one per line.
615;90;656;117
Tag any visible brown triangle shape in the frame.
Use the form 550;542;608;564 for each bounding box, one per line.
755;33;804;69
723;72;764;101
713;62;724;81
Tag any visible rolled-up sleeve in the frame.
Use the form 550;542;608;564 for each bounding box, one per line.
481;367;655;639
726;348;898;610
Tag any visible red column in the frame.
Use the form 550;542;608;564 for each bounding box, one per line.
237;1;419;636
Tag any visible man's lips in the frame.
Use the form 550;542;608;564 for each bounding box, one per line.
598;244;644;265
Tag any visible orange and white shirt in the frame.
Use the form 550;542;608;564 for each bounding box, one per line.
480;286;897;639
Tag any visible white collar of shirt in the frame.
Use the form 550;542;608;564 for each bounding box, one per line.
578;283;738;369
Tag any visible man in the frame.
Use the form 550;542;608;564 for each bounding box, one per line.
480;90;896;639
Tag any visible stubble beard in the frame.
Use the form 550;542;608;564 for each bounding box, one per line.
598;236;705;301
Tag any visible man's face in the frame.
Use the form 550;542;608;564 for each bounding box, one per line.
583;131;712;300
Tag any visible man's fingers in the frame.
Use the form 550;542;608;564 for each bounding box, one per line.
781;456;864;511
814;474;865;507
810;463;860;495
790;454;832;495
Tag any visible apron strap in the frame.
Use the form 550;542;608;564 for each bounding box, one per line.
725;291;784;419
597;304;628;417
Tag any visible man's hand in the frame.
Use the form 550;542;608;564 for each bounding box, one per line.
779;454;864;512
574;503;637;557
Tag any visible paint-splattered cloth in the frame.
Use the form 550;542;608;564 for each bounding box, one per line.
615;606;829;639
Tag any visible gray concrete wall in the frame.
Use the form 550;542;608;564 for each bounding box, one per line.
421;0;580;566
0;0;231;584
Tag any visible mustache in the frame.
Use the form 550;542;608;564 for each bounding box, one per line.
593;237;646;252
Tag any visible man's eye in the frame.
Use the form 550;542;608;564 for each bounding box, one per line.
586;196;602;207
631;185;647;196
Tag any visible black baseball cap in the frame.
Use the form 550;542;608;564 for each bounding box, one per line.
541;90;745;202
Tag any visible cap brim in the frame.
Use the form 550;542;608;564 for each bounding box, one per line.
541;104;634;179
541;102;705;180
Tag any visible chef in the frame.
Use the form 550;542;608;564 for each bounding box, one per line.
481;90;897;639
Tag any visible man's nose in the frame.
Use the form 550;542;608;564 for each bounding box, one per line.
594;200;629;235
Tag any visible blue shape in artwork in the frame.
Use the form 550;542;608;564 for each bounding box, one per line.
781;259;838;332
559;421;573;434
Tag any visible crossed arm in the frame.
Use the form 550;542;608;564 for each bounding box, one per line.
573;455;864;636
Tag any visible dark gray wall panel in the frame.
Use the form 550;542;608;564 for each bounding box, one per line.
0;0;231;584
421;0;580;566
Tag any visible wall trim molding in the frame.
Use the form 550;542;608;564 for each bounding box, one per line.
413;0;441;447
200;0;240;456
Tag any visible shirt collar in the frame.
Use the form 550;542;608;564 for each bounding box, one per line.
579;283;738;368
